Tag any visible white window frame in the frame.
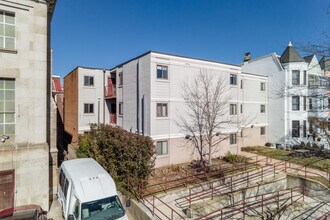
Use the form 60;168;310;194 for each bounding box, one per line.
230;104;237;115
156;103;168;117
260;127;265;135
156;140;168;155
0;11;16;50
230;133;237;145
84;76;94;87
156;65;168;80
292;70;300;85
83;103;94;114
118;102;123;116
0;78;15;135
260;104;266;113
118;72;123;86
260;82;265;91
230;74;237;85
292;96;300;111
292;120;300;138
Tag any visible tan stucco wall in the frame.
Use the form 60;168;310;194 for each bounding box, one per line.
155;126;267;168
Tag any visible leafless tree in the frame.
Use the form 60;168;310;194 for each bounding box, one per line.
176;70;249;167
300;6;330;58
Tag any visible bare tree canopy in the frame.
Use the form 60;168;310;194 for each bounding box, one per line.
176;70;246;166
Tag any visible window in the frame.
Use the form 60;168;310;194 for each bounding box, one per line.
292;96;300;111
260;127;265;135
292;120;300;138
84;76;94;86
59;170;66;193
157;103;168;117
230;104;237;115
260;82;265;91
328;98;330;109
84;103;94;114
230;133;237;144
157;65;168;79
118;102;123;116
260;105;265;113
230;74;237;85
240;104;243;113
303;71;307;85
0;11;15;50
241;80;243;89
118;73;123;86
0;79;15;135
303;120;307;138
309;98;313;110
74;199;80;219
303;96;306;110
292;70;300;85
156;141;168;155
63;178;70;199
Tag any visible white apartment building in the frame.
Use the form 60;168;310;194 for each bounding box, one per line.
64;52;268;168
242;42;328;148
0;0;56;212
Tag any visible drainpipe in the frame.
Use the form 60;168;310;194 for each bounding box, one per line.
103;69;106;124
142;95;144;135
137;61;140;133
98;97;101;126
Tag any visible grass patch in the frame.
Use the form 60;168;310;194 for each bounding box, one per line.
242;146;330;172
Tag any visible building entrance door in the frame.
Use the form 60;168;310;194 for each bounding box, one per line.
0;170;15;214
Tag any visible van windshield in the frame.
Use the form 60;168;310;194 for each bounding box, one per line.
81;196;125;220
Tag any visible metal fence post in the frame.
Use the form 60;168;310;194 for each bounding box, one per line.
189;188;191;208
211;182;214;200
152;196;155;216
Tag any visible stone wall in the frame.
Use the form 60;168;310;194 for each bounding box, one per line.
0;144;49;210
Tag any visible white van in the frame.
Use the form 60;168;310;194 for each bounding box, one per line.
58;158;129;220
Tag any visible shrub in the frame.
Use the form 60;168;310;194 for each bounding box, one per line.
223;152;247;163
265;142;272;147
77;124;155;188
242;146;262;152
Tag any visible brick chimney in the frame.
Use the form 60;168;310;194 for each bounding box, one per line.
244;52;251;62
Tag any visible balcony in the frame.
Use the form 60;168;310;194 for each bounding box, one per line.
105;85;116;99
110;113;117;124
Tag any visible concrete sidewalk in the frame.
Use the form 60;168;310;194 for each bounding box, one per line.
47;197;63;220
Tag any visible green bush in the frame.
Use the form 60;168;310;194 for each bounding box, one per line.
242;146;263;152
223;152;247;163
77;124;155;189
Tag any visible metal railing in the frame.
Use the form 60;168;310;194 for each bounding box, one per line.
110;113;116;124
104;85;116;98
144;156;267;196
194;186;306;220
126;177;186;220
181;161;286;208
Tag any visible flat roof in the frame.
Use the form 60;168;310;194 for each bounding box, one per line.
111;50;240;70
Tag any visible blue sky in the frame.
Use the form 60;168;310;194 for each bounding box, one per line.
51;0;329;79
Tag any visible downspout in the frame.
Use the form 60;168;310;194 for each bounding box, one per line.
103;69;105;124
137;61;140;133
142;95;144;135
